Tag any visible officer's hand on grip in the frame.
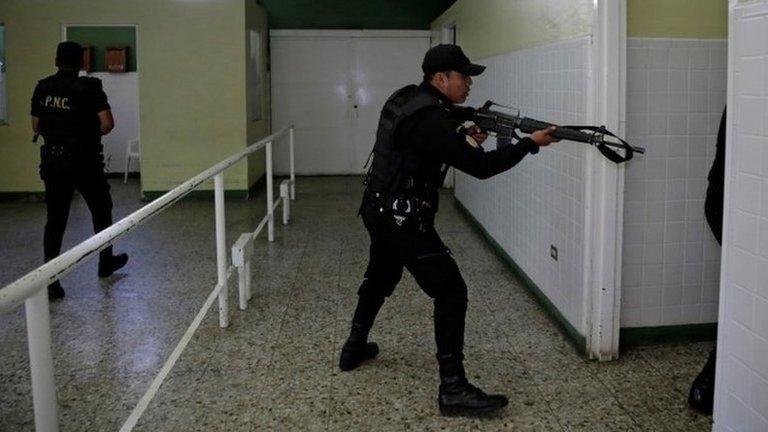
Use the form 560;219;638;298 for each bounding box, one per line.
466;125;488;146
530;126;560;147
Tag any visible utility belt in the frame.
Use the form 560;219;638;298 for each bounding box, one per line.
362;188;436;232
39;143;100;179
39;144;79;178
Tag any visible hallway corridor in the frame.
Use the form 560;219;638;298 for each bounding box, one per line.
1;177;714;431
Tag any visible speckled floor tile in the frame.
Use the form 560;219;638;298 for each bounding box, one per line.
636;343;715;379
625;406;713;432
582;348;661;381
539;381;640;432
0;372;35;432
129;374;201;432
1;177;715;431
403;389;564;432
250;387;332;431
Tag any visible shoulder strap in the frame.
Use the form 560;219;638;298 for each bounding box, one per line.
562;125;634;163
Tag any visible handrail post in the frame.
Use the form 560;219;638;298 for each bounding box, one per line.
231;234;252;311
266;141;275;242
26;286;59;432
280;181;290;225
214;173;229;328
245;249;252;302
289;126;296;201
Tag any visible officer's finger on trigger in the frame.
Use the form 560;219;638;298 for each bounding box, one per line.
547;126;560;143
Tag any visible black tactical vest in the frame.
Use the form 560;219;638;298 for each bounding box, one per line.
35;74;105;178
36;74;101;160
364;85;440;194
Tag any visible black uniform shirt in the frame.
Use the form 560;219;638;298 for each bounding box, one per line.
31;70;110;155
396;81;537;181
392;81;538;211
707;107;727;189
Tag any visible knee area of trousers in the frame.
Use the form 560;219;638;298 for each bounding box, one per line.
435;291;468;310
45;215;68;227
101;198;114;212
358;278;397;298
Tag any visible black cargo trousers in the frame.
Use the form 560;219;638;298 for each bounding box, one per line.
351;195;468;363
41;159;114;264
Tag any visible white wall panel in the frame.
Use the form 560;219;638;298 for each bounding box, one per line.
455;37;590;332
271;36;353;175
714;2;768;431
622;38;726;328
94;72;140;174
270;32;429;175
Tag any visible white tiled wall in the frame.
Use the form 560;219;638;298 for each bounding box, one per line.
456;37;590;332
622;38;727;328
714;2;768;431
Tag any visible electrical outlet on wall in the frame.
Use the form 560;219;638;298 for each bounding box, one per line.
550;245;558;261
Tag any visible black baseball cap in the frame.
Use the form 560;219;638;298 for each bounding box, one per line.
422;44;486;76
56;41;84;67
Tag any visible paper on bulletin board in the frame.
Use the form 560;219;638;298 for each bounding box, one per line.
248;30;262;122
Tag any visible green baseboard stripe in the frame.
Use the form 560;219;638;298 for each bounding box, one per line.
620;323;718;347
142;174;267;202
454;199;718;350
106;172;140;179
0;191;47;202
248;174;267;198
142;189;249;201
453;199;588;355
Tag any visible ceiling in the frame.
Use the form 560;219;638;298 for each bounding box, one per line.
259;0;457;30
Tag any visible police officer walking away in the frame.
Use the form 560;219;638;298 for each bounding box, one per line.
339;44;559;415
688;107;727;414
31;42;128;300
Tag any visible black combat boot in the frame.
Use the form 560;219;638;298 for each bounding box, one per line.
437;354;508;416
98;253;129;278
689;349;716;414
339;323;379;371
47;280;65;301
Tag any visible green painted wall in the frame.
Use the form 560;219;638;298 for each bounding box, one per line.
0;0;270;194
431;0;593;60
627;0;727;38
66;26;137;72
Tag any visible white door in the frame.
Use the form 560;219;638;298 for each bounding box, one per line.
271;30;430;175
271;34;353;174
713;2;768;430
348;36;430;171
96;72;140;174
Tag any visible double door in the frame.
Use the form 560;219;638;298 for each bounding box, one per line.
270;30;430;175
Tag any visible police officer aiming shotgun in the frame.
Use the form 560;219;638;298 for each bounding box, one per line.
31;41;129;300
338;44;560;416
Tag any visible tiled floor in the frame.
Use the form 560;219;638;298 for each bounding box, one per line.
1;177;714;431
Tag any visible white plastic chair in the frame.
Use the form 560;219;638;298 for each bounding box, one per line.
124;138;140;184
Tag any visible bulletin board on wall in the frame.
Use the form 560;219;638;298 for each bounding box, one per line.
0;24;5;67
66;26;137;72
248;30;262;122
0;23;7;124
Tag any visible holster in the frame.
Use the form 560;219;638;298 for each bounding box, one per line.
362;189;436;232
40;144;79;180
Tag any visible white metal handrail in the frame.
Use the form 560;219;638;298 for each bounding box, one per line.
0;125;297;432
